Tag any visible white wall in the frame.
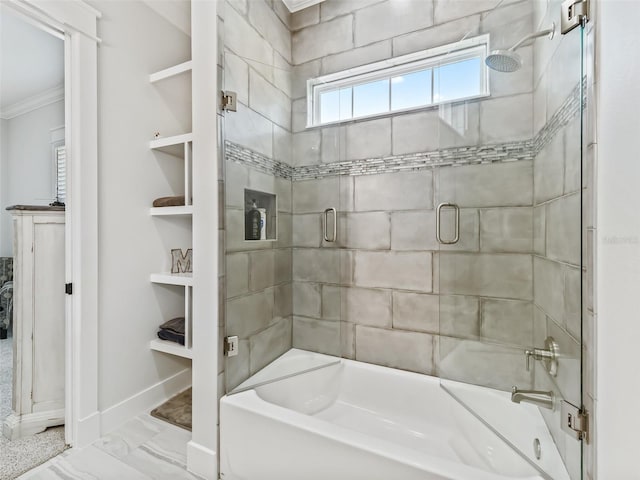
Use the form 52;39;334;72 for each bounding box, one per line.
0;118;7;256
596;1;640;477
0;100;64;256
89;0;193;420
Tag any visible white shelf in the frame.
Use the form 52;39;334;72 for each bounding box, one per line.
149;133;193;157
150;272;193;286
149;339;192;359
149;206;193;217
149;60;193;83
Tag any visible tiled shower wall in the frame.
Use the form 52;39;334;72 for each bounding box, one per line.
221;0;295;391
288;0;539;390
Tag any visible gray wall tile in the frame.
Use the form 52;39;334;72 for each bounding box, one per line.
339;212;391;250
226;288;275;338
438;161;533;208
546;193;581;265
391;211;439;251
534;132;564;204
225;102;274;159
292;316;341;355
274;282;293;318
439;295;479;339
480;93;533;144
293;130;321;166
438;336;533;391
392;292;439;333
249;317;292;374
354;251;433;291
533;205;546;256
292;213;322;247
322;285;341;320
227;253;249;298
480;208;533;253
322;40;392;75
393;14;480;56
481;298;533;346
249;250;276;291
248;0;292;62
440;252;533;300
356;325;434;375
345;118;392;160
320;0;385;22
291;3;319;30
354;0;434;47
342;287;392;328
292;15;353;64
355;170;433;211
292;248;342;283
293;177;353;213
293;281;322;317
533;256;564;323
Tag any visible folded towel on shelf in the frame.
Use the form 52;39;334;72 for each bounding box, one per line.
159;316;185;335
157;329;185;345
152;195;185;207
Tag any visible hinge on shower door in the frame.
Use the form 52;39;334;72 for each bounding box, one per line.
561;0;589;34
221;91;237;112
561;400;589;443
224;336;239;357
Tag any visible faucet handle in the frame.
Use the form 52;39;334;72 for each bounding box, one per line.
523;337;560;376
524;349;535;371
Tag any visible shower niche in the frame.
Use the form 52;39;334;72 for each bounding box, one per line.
244;189;277;241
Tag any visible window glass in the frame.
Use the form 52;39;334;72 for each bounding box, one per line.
433;57;482;103
309;36;489;126
319;88;352;124
391;69;432;111
353;79;389;118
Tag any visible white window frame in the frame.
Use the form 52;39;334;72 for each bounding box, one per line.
306;34;491;128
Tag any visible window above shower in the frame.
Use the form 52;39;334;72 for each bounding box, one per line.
306;35;490;127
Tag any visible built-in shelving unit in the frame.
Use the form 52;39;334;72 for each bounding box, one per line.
149;61;194;360
149;205;193;216
150;272;193;286
150;338;193;359
149;60;192;83
149;133;193;157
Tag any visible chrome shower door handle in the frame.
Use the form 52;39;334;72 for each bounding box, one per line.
323;207;337;243
436;202;460;245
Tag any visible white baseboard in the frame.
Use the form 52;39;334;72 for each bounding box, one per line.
74;410;101;447
100;368;192;435
2;409;65;440
187;440;218;480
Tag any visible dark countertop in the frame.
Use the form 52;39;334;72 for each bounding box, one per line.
6;205;65;212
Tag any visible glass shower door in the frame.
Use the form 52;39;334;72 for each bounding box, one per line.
436;5;586;480
221;8;343;393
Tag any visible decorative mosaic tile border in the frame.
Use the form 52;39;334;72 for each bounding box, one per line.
225;82;583;181
224;142;294;179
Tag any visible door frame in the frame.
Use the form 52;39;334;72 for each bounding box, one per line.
3;0;101;447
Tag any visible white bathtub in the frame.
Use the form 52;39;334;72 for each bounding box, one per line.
220;349;569;480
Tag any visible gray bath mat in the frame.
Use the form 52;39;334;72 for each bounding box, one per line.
150;388;192;431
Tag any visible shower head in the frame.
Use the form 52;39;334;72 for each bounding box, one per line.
485;50;522;73
485;23;555;73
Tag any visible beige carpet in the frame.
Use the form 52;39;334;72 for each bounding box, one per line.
0;426;67;480
150;388;192;431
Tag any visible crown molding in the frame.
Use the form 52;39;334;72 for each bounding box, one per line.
281;0;326;13
0;85;64;120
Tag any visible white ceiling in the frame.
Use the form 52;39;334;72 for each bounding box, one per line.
281;0;326;13
0;7;64;111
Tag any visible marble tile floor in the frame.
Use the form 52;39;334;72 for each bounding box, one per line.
19;414;203;480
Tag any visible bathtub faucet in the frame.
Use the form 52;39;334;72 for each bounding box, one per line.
511;386;554;410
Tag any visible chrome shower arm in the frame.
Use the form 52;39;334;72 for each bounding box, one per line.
510;23;555;52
